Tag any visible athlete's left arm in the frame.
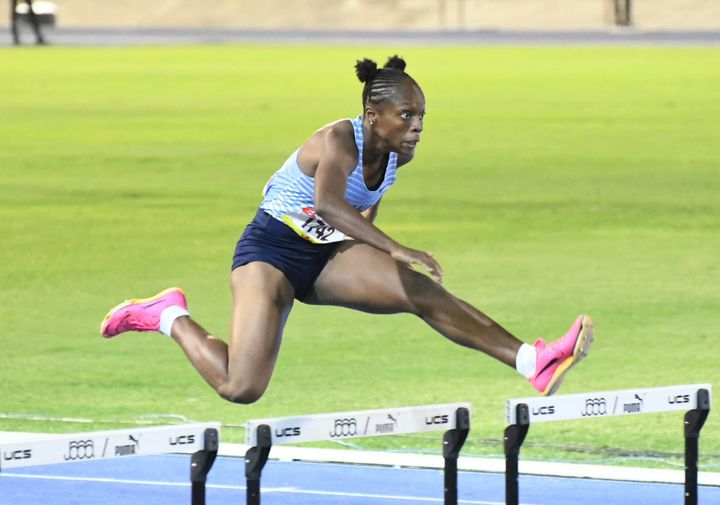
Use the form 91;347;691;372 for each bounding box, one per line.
360;200;381;223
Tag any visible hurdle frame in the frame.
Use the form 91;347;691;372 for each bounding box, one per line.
503;384;712;505
0;422;220;505
190;426;220;505
244;403;471;505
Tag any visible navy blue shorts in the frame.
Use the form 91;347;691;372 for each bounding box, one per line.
232;209;339;300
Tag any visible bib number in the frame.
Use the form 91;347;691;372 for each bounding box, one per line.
282;207;348;244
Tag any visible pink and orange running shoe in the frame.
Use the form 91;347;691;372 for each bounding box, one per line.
529;315;594;396
100;287;187;338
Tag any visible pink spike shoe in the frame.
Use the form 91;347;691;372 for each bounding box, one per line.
530;315;594;396
100;287;187;338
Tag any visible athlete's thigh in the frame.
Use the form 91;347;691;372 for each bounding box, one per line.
305;242;436;314
227;262;295;392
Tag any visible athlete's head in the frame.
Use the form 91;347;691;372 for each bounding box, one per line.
355;55;425;155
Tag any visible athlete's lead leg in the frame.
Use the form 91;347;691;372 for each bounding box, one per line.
305;242;593;395
305;242;522;366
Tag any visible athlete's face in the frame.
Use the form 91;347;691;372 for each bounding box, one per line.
368;80;425;155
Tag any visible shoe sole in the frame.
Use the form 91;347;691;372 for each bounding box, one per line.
100;287;185;338
542;315;595;396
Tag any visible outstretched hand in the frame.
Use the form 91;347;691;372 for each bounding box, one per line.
390;246;444;284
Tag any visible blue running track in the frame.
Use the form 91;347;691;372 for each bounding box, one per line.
1;455;718;505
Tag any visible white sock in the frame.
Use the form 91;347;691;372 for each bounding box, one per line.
515;343;537;379
159;305;190;337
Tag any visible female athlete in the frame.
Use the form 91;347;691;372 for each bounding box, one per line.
101;56;594;402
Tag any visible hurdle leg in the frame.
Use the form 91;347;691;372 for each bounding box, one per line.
684;388;710;505
245;425;272;505
504;404;530;505
190;428;219;505
443;407;470;505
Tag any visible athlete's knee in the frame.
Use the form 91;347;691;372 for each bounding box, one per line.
403;269;449;316
218;383;266;405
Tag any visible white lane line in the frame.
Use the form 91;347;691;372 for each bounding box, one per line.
0;473;524;504
1;473;196;488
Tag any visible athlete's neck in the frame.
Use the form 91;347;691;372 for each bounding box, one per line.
361;124;393;167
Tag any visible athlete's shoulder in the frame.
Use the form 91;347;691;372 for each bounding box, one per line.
298;119;358;176
319;119;359;172
304;119;356;151
320;118;356;149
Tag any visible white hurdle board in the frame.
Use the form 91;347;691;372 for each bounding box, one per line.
246;403;471;446
0;422;220;470
506;384;712;425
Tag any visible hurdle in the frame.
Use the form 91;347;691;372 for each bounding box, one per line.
244;402;470;505
504;384;712;505
0;422;220;505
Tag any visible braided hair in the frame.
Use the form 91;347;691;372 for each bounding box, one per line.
355;55;418;110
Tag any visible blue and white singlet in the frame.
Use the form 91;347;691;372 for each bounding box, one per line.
259;116;399;244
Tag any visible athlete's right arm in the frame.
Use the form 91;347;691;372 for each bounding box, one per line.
313;126;443;283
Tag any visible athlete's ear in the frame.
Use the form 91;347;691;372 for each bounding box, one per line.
365;107;377;125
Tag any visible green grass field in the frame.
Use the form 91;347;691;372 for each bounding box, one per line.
1;44;718;470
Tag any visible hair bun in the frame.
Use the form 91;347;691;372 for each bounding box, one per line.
355;59;379;83
383;55;406;72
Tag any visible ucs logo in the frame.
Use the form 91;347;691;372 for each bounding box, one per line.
532;406;555;416
169;435;196;446
3;449;32;461
64;440;95;461
668;394;690;405
425;415;449;425
275;427;301;438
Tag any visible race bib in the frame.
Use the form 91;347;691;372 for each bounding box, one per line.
281;207;349;244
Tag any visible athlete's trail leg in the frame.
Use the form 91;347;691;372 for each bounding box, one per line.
171;263;294;403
